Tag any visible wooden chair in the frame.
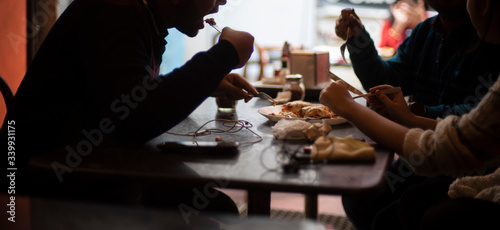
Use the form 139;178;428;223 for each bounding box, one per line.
212;33;275;81
242;42;269;81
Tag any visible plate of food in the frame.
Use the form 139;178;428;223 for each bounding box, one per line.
258;100;348;125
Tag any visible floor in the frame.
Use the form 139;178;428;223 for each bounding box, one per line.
221;188;347;217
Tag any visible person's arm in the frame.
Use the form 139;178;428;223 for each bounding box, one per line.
78;6;252;146
367;85;437;130
405;78;500;177
321;78;500;177
346;29;413;93
335;8;412;92
319;81;409;153
345;17;434;93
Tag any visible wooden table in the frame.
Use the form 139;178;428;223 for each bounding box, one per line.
29;98;393;219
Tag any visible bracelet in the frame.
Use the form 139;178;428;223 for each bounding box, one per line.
388;28;401;40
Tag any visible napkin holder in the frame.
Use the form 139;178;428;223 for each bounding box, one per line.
290;51;330;89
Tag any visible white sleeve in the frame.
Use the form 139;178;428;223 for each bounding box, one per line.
401;77;500;177
402;116;486;177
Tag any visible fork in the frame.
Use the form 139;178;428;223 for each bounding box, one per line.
205;19;222;33
256;92;277;104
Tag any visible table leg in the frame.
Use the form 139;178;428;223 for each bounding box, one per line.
304;193;318;219
247;189;271;217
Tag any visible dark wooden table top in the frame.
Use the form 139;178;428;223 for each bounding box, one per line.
30;98;393;195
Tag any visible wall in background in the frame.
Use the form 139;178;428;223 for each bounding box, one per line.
184;0;317;56
159;0;318;81
0;0;27;124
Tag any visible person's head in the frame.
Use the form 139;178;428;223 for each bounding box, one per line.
426;0;468;18
467;0;500;43
156;0;227;37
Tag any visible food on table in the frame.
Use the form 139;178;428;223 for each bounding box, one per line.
302;105;336;118
271;100;342;119
275;91;292;104
310;136;375;162
272;119;332;141
205;18;216;26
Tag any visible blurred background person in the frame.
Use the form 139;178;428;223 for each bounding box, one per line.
379;0;428;55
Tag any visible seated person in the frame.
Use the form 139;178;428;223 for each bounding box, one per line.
334;2;500;229
321;0;500;228
335;0;500;120
380;0;428;53
0;0;258;222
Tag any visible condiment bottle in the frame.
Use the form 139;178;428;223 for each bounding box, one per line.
283;74;305;101
277;41;290;84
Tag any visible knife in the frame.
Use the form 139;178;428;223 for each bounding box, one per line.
327;71;364;96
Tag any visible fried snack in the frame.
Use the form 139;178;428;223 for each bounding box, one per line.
272;119;332;141
281;101;313;116
311;136;375;162
205;18;216;26
274;111;299;118
302;105;337;118
273;101;341;119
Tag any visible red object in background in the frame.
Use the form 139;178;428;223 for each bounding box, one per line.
379;20;405;50
0;1;27;125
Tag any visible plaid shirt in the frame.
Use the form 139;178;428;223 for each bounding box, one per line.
347;16;500;118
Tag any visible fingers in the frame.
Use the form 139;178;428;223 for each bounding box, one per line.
220;81;249;100
336;8;358;40
335;80;349;89
232;74;259;102
341;8;355;18
336;18;349;40
219;28;254;68
347;13;363;38
349;14;362;27
223;73;258;102
375;90;405;108
375;90;392;106
369;85;394;94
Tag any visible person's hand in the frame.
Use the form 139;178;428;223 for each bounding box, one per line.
319;80;357;118
335;8;364;40
212;73;259;102
219;27;254;68
366;85;397;117
409;0;428;29
391;1;412;26
369;85;416;127
391;0;427;32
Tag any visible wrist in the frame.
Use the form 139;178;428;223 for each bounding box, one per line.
388;28;402;40
404;113;423;128
408;102;427;117
337;101;363;120
407;102;437;129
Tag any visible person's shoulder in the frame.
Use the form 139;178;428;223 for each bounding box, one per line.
88;0;144;20
70;0;140;7
101;0;141;7
413;16;437;32
404;15;437;42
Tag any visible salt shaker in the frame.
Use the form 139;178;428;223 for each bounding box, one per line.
283;74;305;101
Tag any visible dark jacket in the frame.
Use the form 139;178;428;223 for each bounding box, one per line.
1;0;239;166
347;16;500;118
